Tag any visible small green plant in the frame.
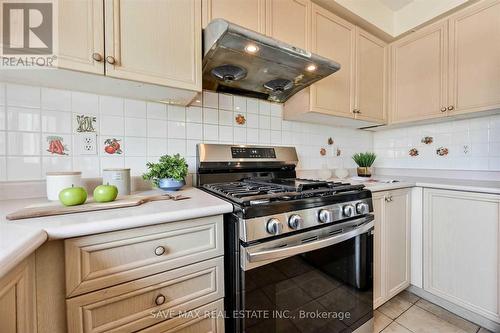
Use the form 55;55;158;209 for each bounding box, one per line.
143;154;188;186
352;152;377;167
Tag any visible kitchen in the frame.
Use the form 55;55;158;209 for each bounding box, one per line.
0;0;499;332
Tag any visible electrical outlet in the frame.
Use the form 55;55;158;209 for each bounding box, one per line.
79;133;97;155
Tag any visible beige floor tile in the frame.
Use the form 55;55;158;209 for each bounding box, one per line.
398;290;420;304
381;322;413;333
374;310;393;332
378;295;413;319
414;299;479;333
478;328;493;333
396;305;468;333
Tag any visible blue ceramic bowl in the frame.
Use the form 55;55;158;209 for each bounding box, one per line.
158;178;185;191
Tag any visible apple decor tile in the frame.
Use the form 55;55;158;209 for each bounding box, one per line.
436;147;449;156
46;135;69;155
104;138;122;155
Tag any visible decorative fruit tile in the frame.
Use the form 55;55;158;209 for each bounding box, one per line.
74;113;97;133
409;148;419;157
235;113;246;125
436;147;449;156
421;136;434;145
103;137;123;155
45;135;70;156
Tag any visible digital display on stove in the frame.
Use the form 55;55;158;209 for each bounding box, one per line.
231;147;276;158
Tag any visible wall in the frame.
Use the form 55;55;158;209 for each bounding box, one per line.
0;82;373;182
373;116;500;171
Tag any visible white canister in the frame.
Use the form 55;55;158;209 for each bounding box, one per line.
102;168;131;196
46;172;82;201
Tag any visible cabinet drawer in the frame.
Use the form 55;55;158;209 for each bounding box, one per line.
65;215;223;296
139;299;224;333
66;257;224;333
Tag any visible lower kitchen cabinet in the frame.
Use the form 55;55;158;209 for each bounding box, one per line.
373;188;411;308
423;188;500;323
0;255;37;333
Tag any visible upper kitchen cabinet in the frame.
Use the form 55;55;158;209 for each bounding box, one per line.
202;0;266;33
390;20;448;124
354;28;387;123
104;0;202;91
265;0;311;50
448;0;500;115
57;0;104;74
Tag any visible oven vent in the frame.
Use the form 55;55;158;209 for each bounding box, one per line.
301;235;319;244
328;229;343;236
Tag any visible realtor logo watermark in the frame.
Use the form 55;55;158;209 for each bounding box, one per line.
1;0;58;68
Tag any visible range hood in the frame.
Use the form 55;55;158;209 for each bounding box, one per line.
202;19;341;103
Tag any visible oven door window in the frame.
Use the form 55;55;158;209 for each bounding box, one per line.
242;233;373;333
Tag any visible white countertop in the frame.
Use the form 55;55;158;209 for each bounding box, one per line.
0;187;232;279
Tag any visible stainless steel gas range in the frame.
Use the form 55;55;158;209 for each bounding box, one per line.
197;144;374;333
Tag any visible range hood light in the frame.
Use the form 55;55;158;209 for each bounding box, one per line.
306;64;317;72
244;44;259;54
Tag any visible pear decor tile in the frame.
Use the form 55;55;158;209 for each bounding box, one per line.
328;137;334;145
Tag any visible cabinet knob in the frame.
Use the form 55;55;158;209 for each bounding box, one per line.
106;56;117;65
92;52;103;62
155;294;166;306
440;107;447;112
447;105;454;111
385;196;393;202
154;246;166;256
353;109;361;114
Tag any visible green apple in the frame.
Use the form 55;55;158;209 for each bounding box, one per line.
59;185;87;206
93;183;118;203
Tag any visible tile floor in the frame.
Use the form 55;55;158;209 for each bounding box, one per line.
375;290;493;333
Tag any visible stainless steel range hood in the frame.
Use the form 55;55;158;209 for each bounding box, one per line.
203;19;341;103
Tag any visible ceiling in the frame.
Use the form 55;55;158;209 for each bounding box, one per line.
379;0;413;11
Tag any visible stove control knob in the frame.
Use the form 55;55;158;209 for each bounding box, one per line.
343;204;356;217
318;209;334;223
266;218;283;235
356;202;370;215
288;214;303;230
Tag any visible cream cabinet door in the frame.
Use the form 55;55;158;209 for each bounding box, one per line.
202;0;266;33
423;189;500;323
373;193;386;308
354;28;387;124
0;256;36;333
390;20;448;124
265;0;310;49
385;189;411;298
448;0;500;115
105;0;202;91
57;0;104;74
310;4;355;118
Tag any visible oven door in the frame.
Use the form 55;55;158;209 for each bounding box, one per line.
238;216;374;333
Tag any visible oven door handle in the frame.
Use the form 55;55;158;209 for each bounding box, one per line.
245;220;374;264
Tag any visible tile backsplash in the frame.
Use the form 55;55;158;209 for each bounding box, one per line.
373;115;500;171
0;82;372;181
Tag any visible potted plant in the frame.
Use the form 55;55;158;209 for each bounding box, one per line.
142;154;188;191
352;152;376;177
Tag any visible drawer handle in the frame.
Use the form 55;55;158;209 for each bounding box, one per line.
154;246;166;256
155;294;166;306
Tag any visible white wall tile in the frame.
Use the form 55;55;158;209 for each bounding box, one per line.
270;117;282;130
167;121;186;139
125;117;147;137
99;96;124;116
7;107;41;131
203;124;218;141
246;113;259;128
234;127;247;144
271;130;281;144
270;103;282;117
147;102;167;120
100;156;125;171
42;156;72;175
186;140;198;157
147;119;167;138
186;106;202;123
0;83;5;106
168;105;186;121
125;157;147;176
247;128;259;143
0;157;5;180
258;100;271;115
203;107;218;124
247;98;259;114
219;94;233;110
42;110;72;133
72;92;98;115
124;137;146;157
219;110;233;125
7;156;41;180
233;96;246;112
168;139;186;155
100;116;124;136
7;84;40;108
42;88;71;111
219;125;233;142
7;132;40;155
203;91;218;108
0;106;5;130
73;156;100;177
259;115;270;129
186;123;202;140
124;99;147;118
0;131;5;155
147;138;167;156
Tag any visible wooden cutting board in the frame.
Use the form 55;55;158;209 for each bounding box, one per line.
6;193;190;220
